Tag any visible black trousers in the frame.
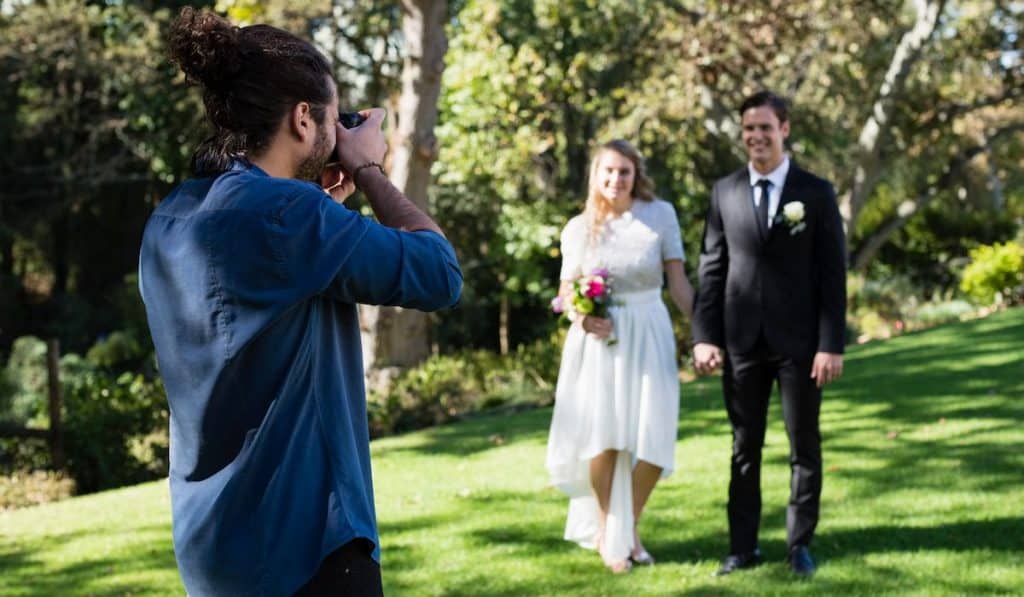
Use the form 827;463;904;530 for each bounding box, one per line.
294;539;383;597
723;335;822;554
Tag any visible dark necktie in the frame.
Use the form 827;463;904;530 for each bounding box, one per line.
756;179;772;239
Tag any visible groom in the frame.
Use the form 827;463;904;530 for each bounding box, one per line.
692;91;847;577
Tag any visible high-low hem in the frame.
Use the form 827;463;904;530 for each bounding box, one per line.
546;288;680;562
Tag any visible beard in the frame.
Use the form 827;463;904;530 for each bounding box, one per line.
295;126;332;182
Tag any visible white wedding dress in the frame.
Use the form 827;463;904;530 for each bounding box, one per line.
546;198;684;563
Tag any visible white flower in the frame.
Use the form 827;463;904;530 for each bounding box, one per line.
782;201;805;224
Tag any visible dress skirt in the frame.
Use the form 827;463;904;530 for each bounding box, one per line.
545;287;680;562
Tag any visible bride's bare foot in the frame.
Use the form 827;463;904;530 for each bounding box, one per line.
595;529;632;573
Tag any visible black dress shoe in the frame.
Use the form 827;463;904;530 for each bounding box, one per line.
789;545;816;577
714;549;763;576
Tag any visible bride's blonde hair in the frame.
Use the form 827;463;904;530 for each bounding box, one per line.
584;139;655;243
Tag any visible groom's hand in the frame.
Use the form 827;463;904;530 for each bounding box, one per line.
693;342;722;375
811;352;843;388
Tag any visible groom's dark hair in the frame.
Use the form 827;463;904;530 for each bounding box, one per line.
739;91;789;123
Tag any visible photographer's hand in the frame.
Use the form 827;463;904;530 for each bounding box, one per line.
334;108;443;236
333;108;387;173
321;163;355;204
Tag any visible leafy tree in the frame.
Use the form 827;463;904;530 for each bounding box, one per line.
0;0;203;352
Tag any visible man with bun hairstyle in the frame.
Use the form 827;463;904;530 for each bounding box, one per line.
139;8;462;595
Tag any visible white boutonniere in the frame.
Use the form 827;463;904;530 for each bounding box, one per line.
777;201;806;235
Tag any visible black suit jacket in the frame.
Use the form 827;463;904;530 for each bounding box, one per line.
692;163;847;359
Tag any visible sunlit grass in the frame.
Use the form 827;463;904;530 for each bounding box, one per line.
2;308;1022;595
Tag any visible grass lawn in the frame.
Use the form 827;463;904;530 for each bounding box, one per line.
2;308;1022;595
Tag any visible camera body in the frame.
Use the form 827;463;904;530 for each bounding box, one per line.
330;111;367;165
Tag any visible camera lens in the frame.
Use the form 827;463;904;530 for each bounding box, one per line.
339;111;366;129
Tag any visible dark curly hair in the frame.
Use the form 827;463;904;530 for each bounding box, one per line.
167;8;334;176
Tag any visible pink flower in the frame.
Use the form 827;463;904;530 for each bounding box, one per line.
585;279;605;298
550;295;565;314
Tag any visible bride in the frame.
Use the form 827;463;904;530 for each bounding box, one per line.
546;139;694;573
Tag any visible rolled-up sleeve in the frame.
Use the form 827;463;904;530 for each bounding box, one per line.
274;187;462;311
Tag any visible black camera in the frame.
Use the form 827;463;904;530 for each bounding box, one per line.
329;111;367;166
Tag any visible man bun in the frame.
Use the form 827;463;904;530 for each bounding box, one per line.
166;7;243;90
166;8;334;176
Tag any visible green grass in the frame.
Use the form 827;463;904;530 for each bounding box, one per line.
2;308;1022;595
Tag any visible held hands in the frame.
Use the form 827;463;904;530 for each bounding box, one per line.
811;352;843;388
693;342;723;375
581;315;614;340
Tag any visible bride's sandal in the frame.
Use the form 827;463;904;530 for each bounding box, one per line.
629;547;655;566
630;530;655;565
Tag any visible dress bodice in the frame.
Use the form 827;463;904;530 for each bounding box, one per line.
559;199;685;294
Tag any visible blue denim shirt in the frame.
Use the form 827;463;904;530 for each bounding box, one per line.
139;162;461;596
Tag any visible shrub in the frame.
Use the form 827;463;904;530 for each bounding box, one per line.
0;334;168;493
60;358;168;493
1;336;50;425
960;241;1024;306
86;330;145;371
911;299;975;328
367;330;564;438
0;470;75;510
847;273;982;342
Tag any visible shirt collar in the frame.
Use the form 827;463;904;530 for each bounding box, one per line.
748;155;790;190
230;158;270;177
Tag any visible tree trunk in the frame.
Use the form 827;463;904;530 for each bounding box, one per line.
46;338;66;471
840;0;946;230
360;0;447;380
498;272;509;356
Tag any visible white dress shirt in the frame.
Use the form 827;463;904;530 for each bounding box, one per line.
748;156;790;228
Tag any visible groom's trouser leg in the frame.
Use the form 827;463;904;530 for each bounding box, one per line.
778;354;822;550
723;344;775;555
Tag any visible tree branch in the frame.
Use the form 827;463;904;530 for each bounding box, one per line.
850;121;1024;270
840;0;947;229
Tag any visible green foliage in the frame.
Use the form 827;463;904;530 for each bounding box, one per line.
847;273;982;342
960;241;1024;306
0;0;202;354
85;331;144;372
0;333;167;493
368;330;563;437
1;337;49;426
60;359;168;494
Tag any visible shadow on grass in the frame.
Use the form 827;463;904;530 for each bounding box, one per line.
827;516;1024;554
0;523;179;595
698;309;1024;499
372;407;552;458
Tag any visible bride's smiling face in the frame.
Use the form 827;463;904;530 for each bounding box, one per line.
593;150;635;204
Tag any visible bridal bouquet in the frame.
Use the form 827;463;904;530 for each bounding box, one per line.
550;267;617;345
